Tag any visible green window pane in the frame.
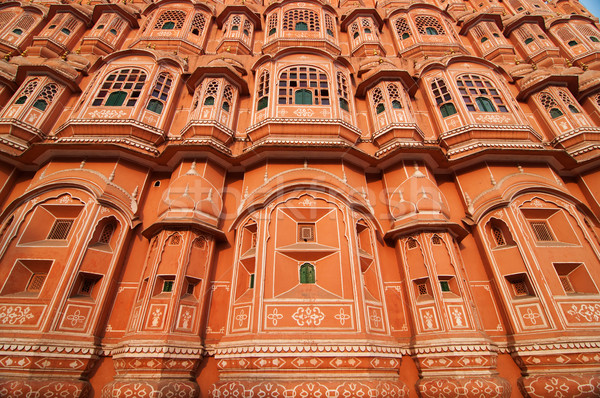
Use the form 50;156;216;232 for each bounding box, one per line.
568;40;578;47
475;97;496;112
340;98;349;112
376;103;385;114
300;263;315;284
568;104;580;114
204;96;215;106
295;89;312;105
162;21;175;30
440;103;457;118
295;22;308;31
106;91;126;106
15;96;27;105
12;28;22;35
222;101;230;112
550;108;563;119
257;96;268;111
146;99;163;114
425;27;438;36
33;99;47;111
392;100;402;109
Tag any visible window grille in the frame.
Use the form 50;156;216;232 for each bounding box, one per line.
283;9;320;32
407;238;417;249
575;24;600;43
14;12;35;32
187;281;196;295
257;70;270;111
64;17;78;32
99;223;115;244
243;19;252;36
539;92;564;119
154;10;186;29
298;224;315;241
431;78;457;118
492;227;505;246
80;278;95;295
415;15;445;35
268;13;278;35
456;74;507;113
372;87;384;114
191;13;206;35
48;219;74;240
559;275;575;293
278;66;329;105
510;280;529;296
0;11;16;27
394;17;411;40
169;234;181;245
417;283;428;295
432;234;442;245
325;13;335;36
388;83;402;109
337;72;349;111
147;72;172;114
27;273;47;293
14;79;38;105
33;84;58;111
223;85;233;112
530;221;554;241
558;90;580;113
556;26;576;42
109;17;124;34
92;68;146;107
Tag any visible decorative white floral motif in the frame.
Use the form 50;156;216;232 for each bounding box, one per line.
423;312;434;330
334;308;351;326
0;306;34;325
151;308;162;327
236;309;248;327
294;108;314;117
66;309;86;327
58;195;72;203
181;311;192;329
267;308;283;326
292;307;325;326
475;114;512;124
88;109;128;119
567;303;600;322
299;197;315;206
523;308;541;325
451;308;464;327
370;310;382;328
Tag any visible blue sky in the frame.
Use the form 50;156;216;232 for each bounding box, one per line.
581;0;600;18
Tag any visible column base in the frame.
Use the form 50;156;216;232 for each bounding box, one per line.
0;378;91;398
417;376;511;398
102;380;199;398
518;374;600;398
210;380;409;397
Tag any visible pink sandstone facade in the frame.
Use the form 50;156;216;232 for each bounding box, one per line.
0;0;599;397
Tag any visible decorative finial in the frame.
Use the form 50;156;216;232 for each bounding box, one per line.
581;63;589;71
490;174;496;186
517;164;523;173
565;58;572;67
132;186;139;199
109;169;115;182
304;159;308;168
532;63;538;71
21;49;27;57
264;169;268;182
413;162;425;177
244;186;249;199
514;58;520;65
80;159;86;169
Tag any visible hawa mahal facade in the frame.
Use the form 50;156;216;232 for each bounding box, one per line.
0;0;600;396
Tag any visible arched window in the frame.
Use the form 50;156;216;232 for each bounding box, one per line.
558;90;581;114
300;263;315;284
146;72;173;115
372;87;384;114
191;13;206;36
492;226;505;246
32;84;58;111
283;9;320;32
337;72;349;112
257;70;270;111
325;13;335;37
394;17;411;40
431;78;457;118
539;92;563;119
456;74;508;113
278;66;329;105
222;85;233;112
92;68;147;107
14;80;38;105
575;24;600;45
268;13;277;36
98;222;115;244
203;79;219;106
388;84;402;109
415;16;445;36
153;10;186;30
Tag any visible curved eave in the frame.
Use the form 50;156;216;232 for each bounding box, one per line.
252;48;349;72
142;0;215;17
92;4;140;29
340;8;384;32
216;5;262;31
47;4;93;27
516;73;579;101
356;68;417;97
384;220;469;242
16;64;81;93
265;0;338;17
142;219;226;241
503;14;546;37
459;13;503;36
186;65;249;95
546;14;596;29
93;49;187;74
386;3;451;21
416;55;509;80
